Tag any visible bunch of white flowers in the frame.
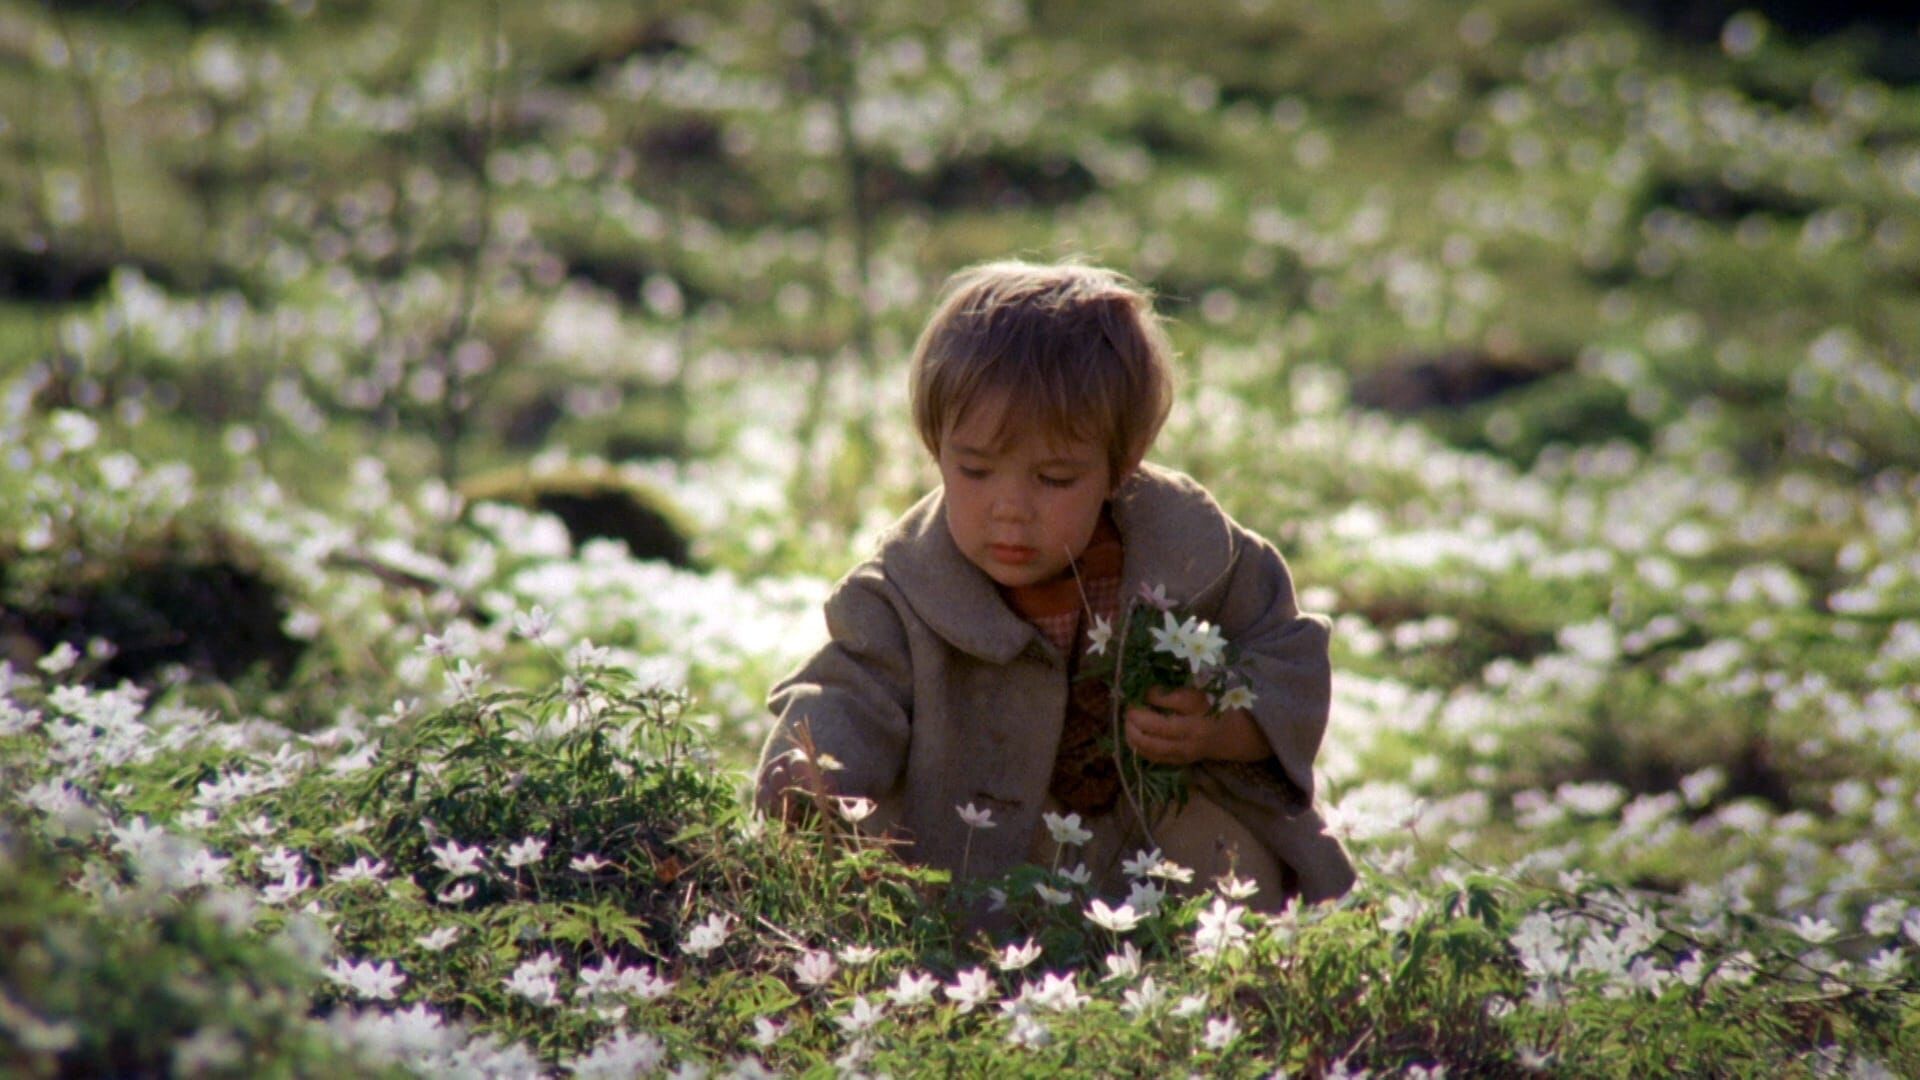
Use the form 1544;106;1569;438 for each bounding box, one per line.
1078;584;1262;819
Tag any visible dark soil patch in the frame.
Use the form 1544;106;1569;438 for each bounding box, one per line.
536;488;691;566
603;427;686;462
558;245;716;312
639;115;727;165
1349;594;1561;686
1643;174;1823;223
1351;347;1573;414
1615;0;1917;41
562;248;659;304
50;0;289;27
0;237;249;305
1615;0;1920;84
550;15;689;85
2;538;303;686
499;388;567;449
463;466;693;567
866;149;1100;212
1571;732;1798;813
0;238;116;305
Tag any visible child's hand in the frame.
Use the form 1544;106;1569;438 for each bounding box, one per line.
1125;686;1272;765
759;750;832;825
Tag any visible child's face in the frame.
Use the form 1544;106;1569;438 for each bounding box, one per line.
938;397;1113;588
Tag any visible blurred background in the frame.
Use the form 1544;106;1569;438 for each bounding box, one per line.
7;0;1916;489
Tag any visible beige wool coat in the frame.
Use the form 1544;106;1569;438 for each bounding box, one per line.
755;463;1356;904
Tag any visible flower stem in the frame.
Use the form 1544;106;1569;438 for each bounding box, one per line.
1110;600;1158;848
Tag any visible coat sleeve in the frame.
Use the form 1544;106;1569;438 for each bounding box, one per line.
1211;524;1332;804
755;567;914;815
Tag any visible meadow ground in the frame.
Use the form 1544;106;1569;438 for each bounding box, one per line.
2;1;1918;1075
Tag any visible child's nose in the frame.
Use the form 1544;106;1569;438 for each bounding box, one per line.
989;487;1032;521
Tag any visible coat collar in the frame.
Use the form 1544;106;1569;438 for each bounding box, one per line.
878;462;1239;663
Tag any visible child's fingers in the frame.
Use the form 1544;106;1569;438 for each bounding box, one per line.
1125;705;1203;764
1127;704;1188;739
1124;725;1181;764
764;753;832;825
1145;685;1210;716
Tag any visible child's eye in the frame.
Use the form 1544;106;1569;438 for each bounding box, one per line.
1039;474;1079;489
957;466;988;480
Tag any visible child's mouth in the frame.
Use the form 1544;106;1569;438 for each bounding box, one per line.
989;544;1036;565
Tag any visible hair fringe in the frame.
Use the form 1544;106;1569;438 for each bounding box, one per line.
910;259;1175;481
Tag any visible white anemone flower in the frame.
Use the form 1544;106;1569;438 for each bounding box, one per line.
428;839;484;878
1202;1015;1240;1051
328;958;406;1000
503;968;559;1008
834;797;876;825
750;1017;785;1047
1148;611;1191;659
1006;1012;1052;1049
1034;882;1073;906
567;1032;666;1080
1085;899;1143;933
956;802;997;829
993;939;1043;971
622;965;674;1000
1086;616;1113;656
1193;897;1250;957
1147;858;1195;884
1862;900;1907;937
888;970;938;1007
1041;811;1093;847
1120;976;1164;1017
836;944;880;966
1215;683;1257;711
335;856;387;885
943;967;995;1012
511;605;554;643
1181;619;1228;671
1793;915;1838;944
1026;972;1088;1012
833;996;886;1036
682;912;732;957
501;837;546;869
1125;880;1167;916
1216;874;1260;901
792;949;837;988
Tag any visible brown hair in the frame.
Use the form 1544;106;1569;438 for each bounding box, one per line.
909;259;1175;484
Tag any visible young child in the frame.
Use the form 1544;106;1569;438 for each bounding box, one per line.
755;259;1354;911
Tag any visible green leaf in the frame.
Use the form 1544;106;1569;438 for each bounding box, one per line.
720;974;802;1020
549;916;596;946
669;822;713;846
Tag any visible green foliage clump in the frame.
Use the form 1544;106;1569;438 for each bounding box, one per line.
5;655;1916;1077
0;821;364;1077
